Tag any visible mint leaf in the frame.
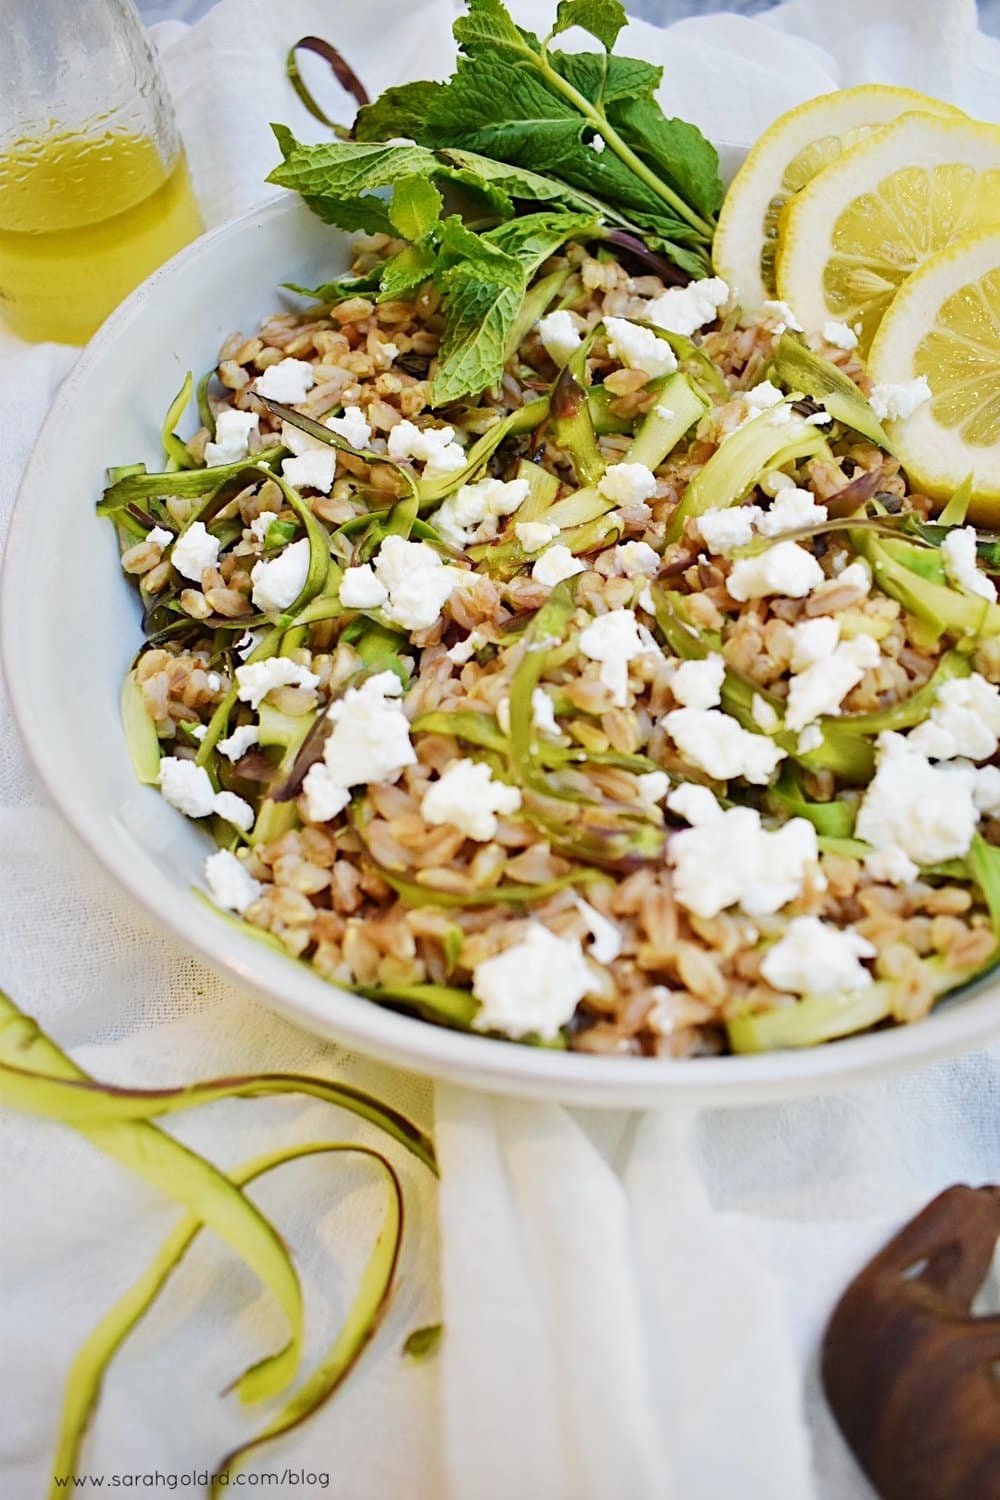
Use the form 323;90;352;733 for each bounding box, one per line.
432;218;526;405
379;244;437;299
454;0;540;57
354;81;438;143
607;96;722;223
268;139;438;199
389;175;443;242
553;0;627;51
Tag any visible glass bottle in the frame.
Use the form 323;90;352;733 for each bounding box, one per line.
0;0;203;344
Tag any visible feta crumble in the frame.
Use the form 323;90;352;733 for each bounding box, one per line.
761;916;875;996
574;897;622;963
159;758;253;832
301;671;416;823
471;924;594;1039
603;316;677;378
671;653;725;710
789;615;840;671
515;520;559;553
663;708;786;785
531;688;560;739
147;525;174;549
797;725;824;754
856;732;981;864
821;320;858;351
908;673;1000;761
645;276;729;337
864;846;919;886
614;540;659;578
216;724;260;762
203;849;263;915
235;657;320;710
637;770;671;806
666;782;722;826
250;537;311;612
387;419;466;477
941;526;997;602
578;608;649;706
761;299;803;333
249;510;280;544
868;376;932;423
421;758;522;841
742;379;785;412
370;535;469;631
726;541;825;601
751;694;780;733
446;630;487;664
433;475;530;548
598;462;658;506
205;409;259;468
668;806;819;918
325;405;372;449
756;487;827;537
171;521;219;582
254;357;315;403
532;544;585;587
281;448;336;494
698;505;759;553
339;563;389;611
536;309;582;364
212;790;255;833
785;634;880;732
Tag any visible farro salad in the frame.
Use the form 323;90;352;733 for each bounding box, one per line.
101;1;1000;1058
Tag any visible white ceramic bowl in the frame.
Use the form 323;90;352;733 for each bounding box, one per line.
4;193;1000;1107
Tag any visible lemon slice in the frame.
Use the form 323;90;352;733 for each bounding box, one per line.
713;86;963;310
776;112;1000;353
867;227;1000;513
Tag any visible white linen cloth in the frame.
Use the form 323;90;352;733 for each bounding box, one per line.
1;2;998;1497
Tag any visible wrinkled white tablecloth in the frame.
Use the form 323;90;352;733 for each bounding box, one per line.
2;3;999;1498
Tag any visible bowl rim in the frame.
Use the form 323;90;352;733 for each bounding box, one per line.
4;191;1000;1106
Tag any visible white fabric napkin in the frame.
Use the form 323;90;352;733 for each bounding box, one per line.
1;3;998;1499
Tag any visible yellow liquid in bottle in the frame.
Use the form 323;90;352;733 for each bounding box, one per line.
0;132;203;344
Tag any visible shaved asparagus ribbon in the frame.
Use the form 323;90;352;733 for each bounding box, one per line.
0;992;434;1496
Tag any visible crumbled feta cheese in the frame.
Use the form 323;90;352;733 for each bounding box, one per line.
371;535;469;631
213;790;255;832
281;449;336;494
645;276;729;337
339;563;389;611
941;526;997;602
968;762;1000;815
147;525;174;549
324;405;372;449
726;541;825;600
908;673;1000;761
204;409;259;468
301;765;352;824
604;316;677;378
532;544;585;587
203;848;263;914
785;635;880;731
446;630;487;664
574;897;622;963
790;615;840;671
805;411;833;426
668;805;819;918
614;540;659;578
761;916;875;996
216;724;260;762
637;770;671;806
233;628;265;660
590;133;606;153
472;924;594;1039
515;520;559;553
189;723;207;742
537;309;582;364
761;299;803;333
433;475;530;548
578;608;648;706
421;758;522;841
757;487;827;537
598;462;658;507
171;521;220;582
249;510;280;544
742;380;786;412
822;319;858;351
159;757;253;831
856;731;980;864
158;757;216;818
280;419;329;458
760;469;795;497
235;657;319;709
254;357;315;403
387;419;466;477
868;376;931;423
751;694;780;732
831;559;871;596
250;537;311;612
206;672;222;693
864;846;919;885
663;708;786;784
306;671;415;809
531;688;560;739
671;653;725;710
698;505;760;553
654;404;675;421
797;725;824;754
666;782;722;825
376;339;399;365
